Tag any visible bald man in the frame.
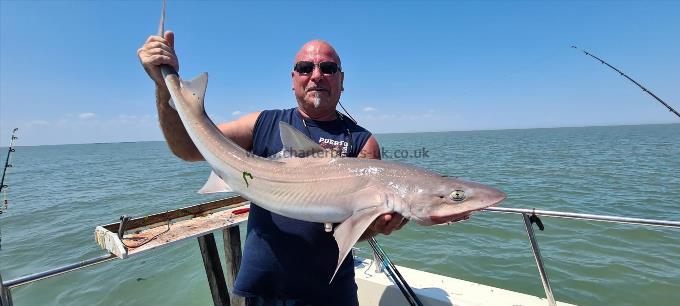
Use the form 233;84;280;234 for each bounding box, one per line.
138;32;407;306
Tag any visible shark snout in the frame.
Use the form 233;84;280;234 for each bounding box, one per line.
482;186;507;208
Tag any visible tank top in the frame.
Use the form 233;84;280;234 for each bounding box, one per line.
233;107;372;306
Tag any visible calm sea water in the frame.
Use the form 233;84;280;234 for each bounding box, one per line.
0;124;678;306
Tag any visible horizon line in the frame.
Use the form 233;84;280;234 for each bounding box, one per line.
2;121;678;148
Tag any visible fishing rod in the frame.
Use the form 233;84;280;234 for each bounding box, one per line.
571;45;679;118
0;128;18;250
1;128;19;210
368;237;424;306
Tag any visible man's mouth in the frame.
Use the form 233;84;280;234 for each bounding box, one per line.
306;87;328;93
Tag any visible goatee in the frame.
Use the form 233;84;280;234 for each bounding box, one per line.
313;92;321;108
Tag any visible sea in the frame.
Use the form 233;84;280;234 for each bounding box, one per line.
0;123;678;306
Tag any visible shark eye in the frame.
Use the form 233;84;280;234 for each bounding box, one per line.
449;190;466;202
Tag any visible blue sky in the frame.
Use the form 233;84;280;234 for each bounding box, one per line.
1;0;678;146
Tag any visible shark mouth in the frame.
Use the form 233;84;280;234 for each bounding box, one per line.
430;212;471;225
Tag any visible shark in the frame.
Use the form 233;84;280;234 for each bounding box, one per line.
156;1;506;282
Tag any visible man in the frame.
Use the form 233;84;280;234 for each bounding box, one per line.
138;32;407;306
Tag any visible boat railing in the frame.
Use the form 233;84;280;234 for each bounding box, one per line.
482;207;680;306
2;203;680;306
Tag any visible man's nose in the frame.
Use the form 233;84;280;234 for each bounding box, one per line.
310;65;323;82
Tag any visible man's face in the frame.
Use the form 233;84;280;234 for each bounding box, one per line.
292;42;344;114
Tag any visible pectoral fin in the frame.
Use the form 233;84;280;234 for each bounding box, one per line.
330;206;388;283
198;171;233;194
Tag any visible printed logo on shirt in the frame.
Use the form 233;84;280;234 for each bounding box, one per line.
318;137;349;157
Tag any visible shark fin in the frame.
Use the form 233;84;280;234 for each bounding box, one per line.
330;205;388;283
178;73;209;110
198;171;233;194
278;121;326;158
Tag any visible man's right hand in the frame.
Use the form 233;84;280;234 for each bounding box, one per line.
137;31;180;88
138;30;258;161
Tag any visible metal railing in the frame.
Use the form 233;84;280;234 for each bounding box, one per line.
482;207;680;306
484;207;680;228
2;254;116;288
2;207;680;306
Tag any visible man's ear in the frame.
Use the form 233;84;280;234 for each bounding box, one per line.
291;71;295;90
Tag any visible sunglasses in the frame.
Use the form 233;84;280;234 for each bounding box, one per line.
293;61;341;75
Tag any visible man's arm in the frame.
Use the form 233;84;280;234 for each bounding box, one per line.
154;86;202;160
156;87;260;160
358;136;408;240
138;31;258;159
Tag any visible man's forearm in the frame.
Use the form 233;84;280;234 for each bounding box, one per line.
156;86;203;161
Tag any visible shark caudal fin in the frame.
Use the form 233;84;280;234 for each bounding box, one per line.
168;72;208;111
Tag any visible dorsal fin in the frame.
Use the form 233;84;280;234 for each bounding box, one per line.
278;121;326;158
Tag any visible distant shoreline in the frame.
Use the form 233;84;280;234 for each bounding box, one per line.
3;122;678;148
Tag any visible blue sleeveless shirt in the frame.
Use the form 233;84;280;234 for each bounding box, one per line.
233;108;372;306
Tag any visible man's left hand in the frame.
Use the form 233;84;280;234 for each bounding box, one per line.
370;213;408;235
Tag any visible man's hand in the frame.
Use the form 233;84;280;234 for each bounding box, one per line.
371;213;408;235
361;213;408;241
137;31;179;87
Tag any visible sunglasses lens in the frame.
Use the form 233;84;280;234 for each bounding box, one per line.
319;62;339;74
294;61;340;74
295;61;314;74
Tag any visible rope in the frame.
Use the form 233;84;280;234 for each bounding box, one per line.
121;221;171;249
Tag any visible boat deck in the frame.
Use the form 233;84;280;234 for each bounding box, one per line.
354;258;576;306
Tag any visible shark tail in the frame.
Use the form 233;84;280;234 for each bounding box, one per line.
176;73;209;112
